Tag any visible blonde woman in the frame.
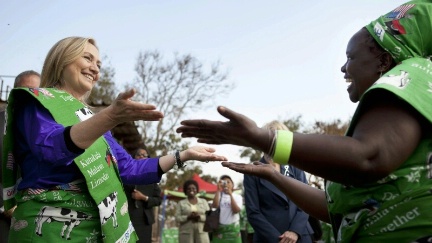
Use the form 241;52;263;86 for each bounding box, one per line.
2;37;226;242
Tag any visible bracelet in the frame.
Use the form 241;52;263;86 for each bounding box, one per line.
273;130;293;164
174;150;186;169
268;129;277;156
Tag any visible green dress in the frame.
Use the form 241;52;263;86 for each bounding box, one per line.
326;58;432;242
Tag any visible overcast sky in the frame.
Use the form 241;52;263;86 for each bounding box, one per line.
0;0;408;184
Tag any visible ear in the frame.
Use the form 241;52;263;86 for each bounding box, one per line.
378;52;394;73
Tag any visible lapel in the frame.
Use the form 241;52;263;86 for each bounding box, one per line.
258;157;292;203
259;177;289;203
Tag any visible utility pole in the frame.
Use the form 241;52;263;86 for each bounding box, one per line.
0;75;15;101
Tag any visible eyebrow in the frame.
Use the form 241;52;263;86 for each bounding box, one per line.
84;52;102;66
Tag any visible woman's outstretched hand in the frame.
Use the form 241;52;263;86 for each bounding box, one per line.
176;106;271;151
182;146;228;163
221;161;277;182
107;89;164;124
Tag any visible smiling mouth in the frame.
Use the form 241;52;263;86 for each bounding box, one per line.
83;74;94;81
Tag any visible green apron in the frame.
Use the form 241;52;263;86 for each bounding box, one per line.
326;58;432;242
2;88;138;242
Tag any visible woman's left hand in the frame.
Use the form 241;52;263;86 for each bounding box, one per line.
181;146;227;163
222;161;277;182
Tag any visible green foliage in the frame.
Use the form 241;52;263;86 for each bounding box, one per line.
283;115;303;132
304;119;350;136
239;149;262;162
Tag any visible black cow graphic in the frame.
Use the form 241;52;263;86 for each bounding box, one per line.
35;206;92;240
98;191;118;228
75;107;93;121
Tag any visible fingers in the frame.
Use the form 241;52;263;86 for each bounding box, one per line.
217;106;254;127
117;89;136;101
217;106;239;122
221;162;248;173
188;146;227;162
203;147;216;153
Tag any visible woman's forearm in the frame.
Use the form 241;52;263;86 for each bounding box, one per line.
70;108;118;149
269;171;330;222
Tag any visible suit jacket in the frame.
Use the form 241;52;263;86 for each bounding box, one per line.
244;159;314;243
124;183;162;225
175;197;209;233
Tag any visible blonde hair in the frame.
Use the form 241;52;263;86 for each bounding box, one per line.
262;120;289;161
41;37;97;99
262;120;289;131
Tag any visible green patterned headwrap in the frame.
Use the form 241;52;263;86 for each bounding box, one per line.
365;0;432;63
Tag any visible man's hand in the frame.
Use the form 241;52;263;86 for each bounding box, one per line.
278;230;298;243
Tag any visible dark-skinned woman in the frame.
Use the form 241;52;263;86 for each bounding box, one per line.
177;1;432;242
175;179;210;243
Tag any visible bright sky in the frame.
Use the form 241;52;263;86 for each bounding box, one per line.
0;0;407;185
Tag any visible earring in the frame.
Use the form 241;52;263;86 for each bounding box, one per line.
379;71;383;78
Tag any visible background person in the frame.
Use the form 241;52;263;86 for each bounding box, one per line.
13;70;41;88
176;1;432;241
211;175;243;243
124;148;162;243
0;70;41;243
244;120;314;243
1;36;227;243
175;179;210;243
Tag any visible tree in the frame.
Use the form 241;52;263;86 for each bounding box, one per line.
88;55;117;105
127;50;234;157
304;119;350;135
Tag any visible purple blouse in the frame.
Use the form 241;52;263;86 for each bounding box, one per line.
14;101;161;190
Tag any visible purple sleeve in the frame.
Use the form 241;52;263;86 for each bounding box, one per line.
17;101;83;165
104;133;162;185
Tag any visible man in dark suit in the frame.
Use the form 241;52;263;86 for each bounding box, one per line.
124;148;162;243
244;157;315;243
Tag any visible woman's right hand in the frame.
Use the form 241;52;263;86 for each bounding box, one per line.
106;89;164;124
176;106;272;152
217;180;225;191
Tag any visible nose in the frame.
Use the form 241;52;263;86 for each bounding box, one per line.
341;61;347;73
89;62;100;75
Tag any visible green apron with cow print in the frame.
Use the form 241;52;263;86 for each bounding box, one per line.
3;88;137;242
326;58;432;242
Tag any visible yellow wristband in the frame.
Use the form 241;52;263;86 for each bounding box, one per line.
273;130;293;164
